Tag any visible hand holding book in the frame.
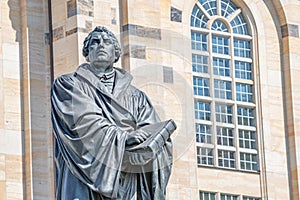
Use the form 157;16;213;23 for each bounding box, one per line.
125;119;177;165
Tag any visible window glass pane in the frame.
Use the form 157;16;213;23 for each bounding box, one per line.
193;54;209;73
195;101;211;120
212;35;229;55
214;80;232;100
234;39;251;58
237;107;255;126
191;5;209;28
239;129;256;149
197;147;214;166
196;124;212;143
194;76;210;96
230;13;249;35
200;191;216;200
221;194;238;200
243;196;261;200
198;0;217;16
240;152;258;171
235;61;252;80
236;83;253;102
218;150;235;168
217;127;234;146
215;104;233;123
220;0;238;18
211;20;228;32
213;57;230;77
192;32;208;51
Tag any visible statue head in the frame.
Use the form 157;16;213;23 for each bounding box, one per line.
82;26;122;72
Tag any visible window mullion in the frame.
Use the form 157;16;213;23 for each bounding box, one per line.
208;30;218;167
196;1;212;20
216;0;221;16
227;8;241;22
230;33;240;170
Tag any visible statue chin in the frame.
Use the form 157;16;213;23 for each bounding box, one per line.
90;62;114;73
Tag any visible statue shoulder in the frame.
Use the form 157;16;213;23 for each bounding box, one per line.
52;72;79;90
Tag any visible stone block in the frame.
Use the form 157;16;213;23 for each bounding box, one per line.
67;0;78;18
281;24;299;38
85;20;93;31
51;3;66;24
2;43;20;62
2;59;20;79
5;155;22;182
171;6;182;22
4;95;21;113
66;27;78;37
77;0;94;17
0;130;22;155
3;78;20;97
0;181;6;200
4;112;21;131
122;24;162;40
130;45;146;59
163;66;174;83
6;181;23;200
53;26;65;41
0;154;5;181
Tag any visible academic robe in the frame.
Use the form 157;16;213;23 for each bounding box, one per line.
51;63;173;200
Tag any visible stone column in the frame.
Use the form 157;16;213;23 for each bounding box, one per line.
281;6;300;200
20;0;54;199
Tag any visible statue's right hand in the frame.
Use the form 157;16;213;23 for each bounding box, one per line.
126;130;150;146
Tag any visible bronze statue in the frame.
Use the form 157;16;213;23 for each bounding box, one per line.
51;26;176;200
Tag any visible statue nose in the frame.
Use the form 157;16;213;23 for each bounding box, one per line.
98;40;105;47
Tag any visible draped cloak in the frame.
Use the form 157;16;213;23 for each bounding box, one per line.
51;64;173;200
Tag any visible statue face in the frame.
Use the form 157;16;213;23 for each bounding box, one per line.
88;32;116;72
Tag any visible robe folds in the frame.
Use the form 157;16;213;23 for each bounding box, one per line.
51;64;173;200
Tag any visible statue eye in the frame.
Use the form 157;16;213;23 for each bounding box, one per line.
104;39;113;45
90;39;99;47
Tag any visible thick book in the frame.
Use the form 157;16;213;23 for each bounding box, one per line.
125;119;176;154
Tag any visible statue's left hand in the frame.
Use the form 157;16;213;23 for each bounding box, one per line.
126;130;151;146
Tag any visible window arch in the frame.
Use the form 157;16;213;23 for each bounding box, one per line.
191;0;258;172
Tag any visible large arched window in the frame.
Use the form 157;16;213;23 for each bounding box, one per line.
191;0;258;172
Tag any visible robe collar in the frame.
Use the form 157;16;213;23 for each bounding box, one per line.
75;63;133;100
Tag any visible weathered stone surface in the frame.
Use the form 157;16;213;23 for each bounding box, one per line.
163;66;173;83
281;24;299;37
130;45;146;59
122;24;161;40
66;27;77;37
53;26;64;41
78;0;94;17
111;8;117;24
67;0;78;18
171;6;182;22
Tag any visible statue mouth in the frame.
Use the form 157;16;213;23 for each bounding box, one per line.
97;50;107;55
